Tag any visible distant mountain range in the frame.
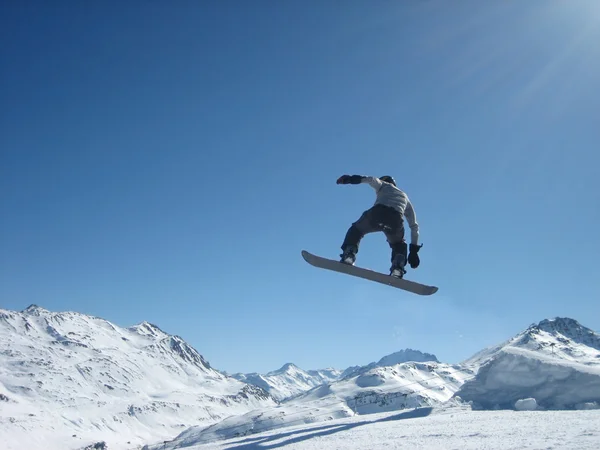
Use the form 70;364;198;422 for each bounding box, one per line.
228;363;343;401
227;348;439;401
1;305;599;450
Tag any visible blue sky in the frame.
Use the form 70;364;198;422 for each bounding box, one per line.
1;0;599;374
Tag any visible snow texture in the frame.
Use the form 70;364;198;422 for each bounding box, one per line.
228;349;437;402
144;406;600;450
229;364;343;401
515;398;538;411
339;348;439;380
151;360;473;448
455;317;600;410
2;306;600;450
0;305;276;450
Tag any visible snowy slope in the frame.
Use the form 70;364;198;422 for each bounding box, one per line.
0;305;276;450
144;405;600;450
4;305;600;450
283;359;473;420
455;317;600;410
156;359;473;447
230;363;343;401
146;317;600;449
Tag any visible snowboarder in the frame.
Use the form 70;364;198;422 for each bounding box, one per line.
336;174;422;278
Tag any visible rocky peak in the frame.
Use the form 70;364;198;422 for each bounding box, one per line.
528;317;600;351
129;321;168;338
23;304;49;315
376;348;439;367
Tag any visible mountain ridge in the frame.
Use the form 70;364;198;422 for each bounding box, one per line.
0;304;276;450
229;348;440;401
455;317;600;410
3;305;600;450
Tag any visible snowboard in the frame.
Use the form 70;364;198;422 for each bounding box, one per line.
301;250;438;296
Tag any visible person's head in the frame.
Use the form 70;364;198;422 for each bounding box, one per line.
379;175;396;186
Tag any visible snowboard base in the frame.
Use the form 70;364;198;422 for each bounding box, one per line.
301;250;438;296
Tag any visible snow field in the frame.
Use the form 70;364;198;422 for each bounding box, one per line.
149;407;600;450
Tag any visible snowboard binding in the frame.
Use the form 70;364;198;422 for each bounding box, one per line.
339;246;357;266
390;267;407;279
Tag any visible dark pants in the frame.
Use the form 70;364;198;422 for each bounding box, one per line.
341;204;407;266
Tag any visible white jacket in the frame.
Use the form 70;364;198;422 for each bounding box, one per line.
361;177;419;244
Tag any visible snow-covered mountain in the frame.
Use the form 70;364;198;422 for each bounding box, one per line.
230;348;439;402
3;305;599;450
230;363;343;401
455;317;600;410
291;359;472;414
340;348;439;379
463;317;600;368
231;348;438;401
155;354;473;447
148;317;600;449
0;305;276;450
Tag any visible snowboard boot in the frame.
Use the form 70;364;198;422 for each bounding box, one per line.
390;266;406;278
390;252;407;278
340;245;358;265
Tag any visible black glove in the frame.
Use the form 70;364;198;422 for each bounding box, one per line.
336;175;363;185
408;243;422;268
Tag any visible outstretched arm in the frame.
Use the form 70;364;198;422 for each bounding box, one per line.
336;175;382;190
